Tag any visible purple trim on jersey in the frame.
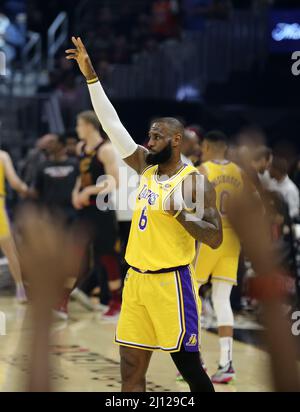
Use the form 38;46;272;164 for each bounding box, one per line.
177;266;200;352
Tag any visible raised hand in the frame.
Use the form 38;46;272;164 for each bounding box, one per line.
65;36;97;81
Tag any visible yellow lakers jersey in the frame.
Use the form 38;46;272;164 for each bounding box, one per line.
125;164;199;271
0;160;5;197
202;160;243;229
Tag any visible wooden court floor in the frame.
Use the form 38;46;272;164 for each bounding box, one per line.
0;297;272;392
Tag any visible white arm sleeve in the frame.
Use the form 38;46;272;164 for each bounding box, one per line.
88;81;138;159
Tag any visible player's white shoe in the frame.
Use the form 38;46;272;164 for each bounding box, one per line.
53;295;69;321
211;362;235;384
70;288;96;311
53;309;69;321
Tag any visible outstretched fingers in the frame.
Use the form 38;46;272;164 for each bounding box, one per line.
77;37;86;52
71;36;79;48
65;48;78;60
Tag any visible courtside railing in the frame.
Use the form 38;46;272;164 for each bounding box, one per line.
48;12;69;71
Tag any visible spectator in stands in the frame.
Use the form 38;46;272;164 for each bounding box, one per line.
131;13;152;55
151;0;180;40
0;7;26;66
112;35;131;64
269;156;300;220
56;67;86;128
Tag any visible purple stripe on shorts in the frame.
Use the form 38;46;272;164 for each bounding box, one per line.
178;266;200;352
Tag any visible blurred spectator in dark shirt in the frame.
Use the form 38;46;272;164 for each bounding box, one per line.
20;134;57;187
33;134;79;221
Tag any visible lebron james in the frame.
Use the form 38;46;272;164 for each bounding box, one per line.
66;37;222;392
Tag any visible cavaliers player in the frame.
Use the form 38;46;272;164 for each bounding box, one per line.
72;110;122;319
195;131;244;384
0;150;28;302
66;37;222;392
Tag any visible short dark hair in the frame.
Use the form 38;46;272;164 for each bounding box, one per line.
77;110;101;131
204;130;228;145
57;134;67;146
253;146;272;162
152;117;184;137
64;129;79;141
271;156;288;176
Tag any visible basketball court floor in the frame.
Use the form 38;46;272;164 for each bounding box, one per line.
0;296;273;392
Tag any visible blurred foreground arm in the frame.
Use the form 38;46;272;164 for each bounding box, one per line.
16;206;85;392
228;190;300;392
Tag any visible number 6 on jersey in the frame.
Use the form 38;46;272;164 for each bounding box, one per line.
138;206;148;231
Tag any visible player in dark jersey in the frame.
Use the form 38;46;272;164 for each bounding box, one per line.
73;110;122;320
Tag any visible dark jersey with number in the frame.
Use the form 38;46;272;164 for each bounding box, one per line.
35;158;79;209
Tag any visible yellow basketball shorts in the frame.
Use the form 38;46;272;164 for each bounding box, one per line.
115;265;201;353
0;198;10;239
195;228;240;285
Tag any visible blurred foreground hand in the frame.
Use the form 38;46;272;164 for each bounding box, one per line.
16;205;86;392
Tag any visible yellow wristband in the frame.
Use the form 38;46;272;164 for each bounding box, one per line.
86;77;99;85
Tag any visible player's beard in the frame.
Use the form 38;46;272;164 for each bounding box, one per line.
145;141;173;165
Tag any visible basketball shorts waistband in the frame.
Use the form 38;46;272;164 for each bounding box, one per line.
130;264;190;274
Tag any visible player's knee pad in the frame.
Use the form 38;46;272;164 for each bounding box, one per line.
211;282;234;327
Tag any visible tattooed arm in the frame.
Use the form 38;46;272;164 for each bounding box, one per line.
176;174;223;249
